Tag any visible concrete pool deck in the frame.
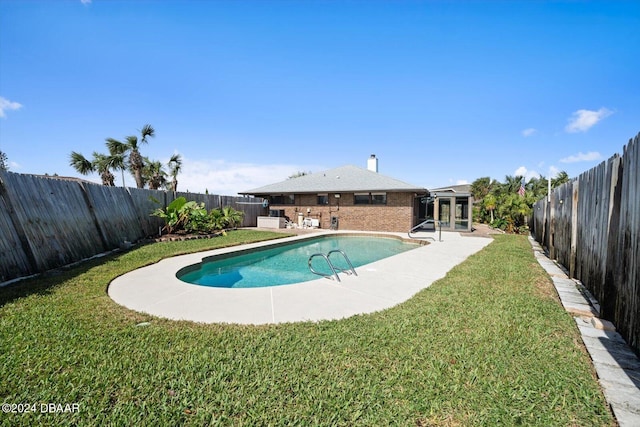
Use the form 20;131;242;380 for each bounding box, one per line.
108;230;493;324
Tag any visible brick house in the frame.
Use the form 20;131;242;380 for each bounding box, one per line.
240;155;428;233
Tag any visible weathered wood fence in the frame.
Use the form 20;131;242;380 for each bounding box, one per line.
0;171;266;283
531;132;639;355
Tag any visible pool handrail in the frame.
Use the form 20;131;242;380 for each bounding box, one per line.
308;253;341;282
408;219;442;242
308;249;357;282
327;249;358;277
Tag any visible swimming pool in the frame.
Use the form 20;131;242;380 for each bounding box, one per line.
177;235;421;288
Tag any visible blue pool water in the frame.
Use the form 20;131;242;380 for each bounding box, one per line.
178;235;420;288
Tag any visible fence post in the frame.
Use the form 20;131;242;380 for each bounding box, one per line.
542;197;548;249
549;191;556;260
570;181;579;277
602;155;623;320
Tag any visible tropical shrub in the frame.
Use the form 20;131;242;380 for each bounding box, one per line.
151;197;244;235
182;201;211;234
470;173;569;234
221;206;244;229
151;196;190;233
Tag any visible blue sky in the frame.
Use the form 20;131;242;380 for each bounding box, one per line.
1;1;638;195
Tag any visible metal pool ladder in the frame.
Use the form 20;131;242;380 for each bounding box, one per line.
308;249;358;282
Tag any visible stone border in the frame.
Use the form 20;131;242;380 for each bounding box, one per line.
529;236;640;426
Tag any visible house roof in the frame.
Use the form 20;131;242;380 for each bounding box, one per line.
429;184;472;197
240;165;427;195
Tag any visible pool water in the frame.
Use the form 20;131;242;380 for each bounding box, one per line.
178;235;420;288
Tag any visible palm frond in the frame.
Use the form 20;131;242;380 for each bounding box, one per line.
69;151;95;175
168;153;183;176
105;138;128;155
125;135;139;149
92;152;110;172
107;153;126;171
140;124;155;143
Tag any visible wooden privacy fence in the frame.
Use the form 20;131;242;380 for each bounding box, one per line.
531;132;639;355
0;171;266;283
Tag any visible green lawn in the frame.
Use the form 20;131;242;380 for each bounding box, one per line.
0;231;614;426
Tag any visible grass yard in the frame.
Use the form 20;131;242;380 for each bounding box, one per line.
0;231;614;426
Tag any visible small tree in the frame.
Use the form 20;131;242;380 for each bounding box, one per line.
483;193;497;223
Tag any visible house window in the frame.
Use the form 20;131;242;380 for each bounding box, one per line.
317;194;329;205
270;195;295;205
354;192;387;205
455;197;469;230
371;193;387;205
354;193;370;205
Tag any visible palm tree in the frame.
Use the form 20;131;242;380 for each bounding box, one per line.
527;176;549;200
503;175;525;195
144;158;167;190
552;171;570;188
105;124;155;189
70;151;93;175
69;151;116;186
221;206;244;229
470;176;492;201
92;152;116;186
168;153;182;192
483;193;497;223
103;141;128;187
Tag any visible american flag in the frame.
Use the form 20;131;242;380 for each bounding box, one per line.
518;179;526;197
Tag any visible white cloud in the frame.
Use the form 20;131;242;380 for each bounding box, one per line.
514;166;527;176
548;165;561;178
513;166;541;181
522;128;536;137
537;162;562;178
81;0;92;4
560;151;602;163
0;97;23;118
565;108;612;133
173;157;324;196
446;178;469;186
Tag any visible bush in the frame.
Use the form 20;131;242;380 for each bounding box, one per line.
152;197;244;235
